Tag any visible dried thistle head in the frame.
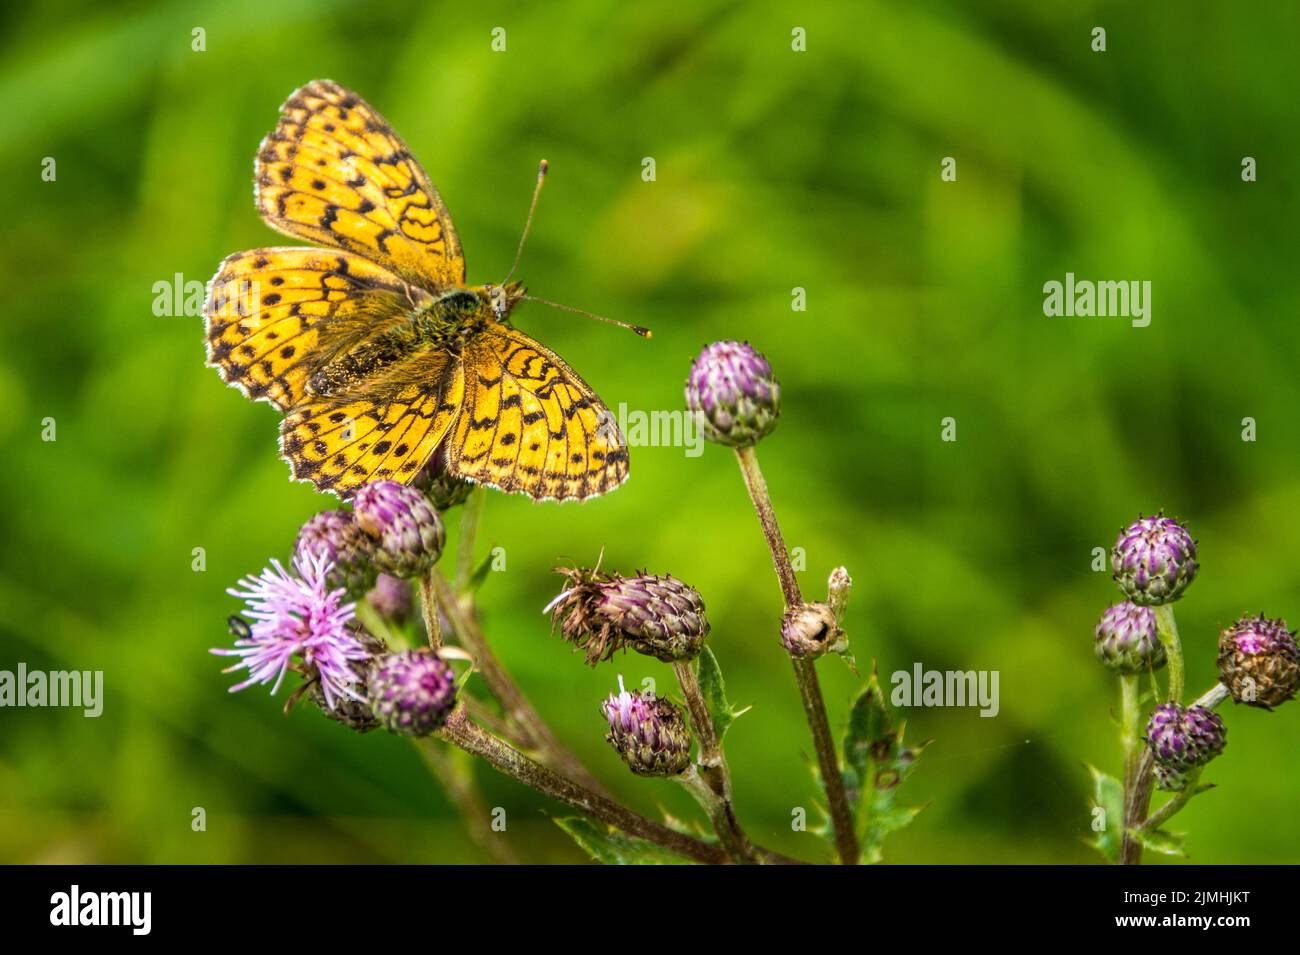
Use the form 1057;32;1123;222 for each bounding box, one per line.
546;566;709;665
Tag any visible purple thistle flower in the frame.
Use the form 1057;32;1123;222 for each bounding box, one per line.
1217;613;1300;708
213;551;371;710
601;676;691;777
1110;513;1199;606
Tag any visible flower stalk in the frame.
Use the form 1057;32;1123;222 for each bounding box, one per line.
733;444;859;864
672;659;758;863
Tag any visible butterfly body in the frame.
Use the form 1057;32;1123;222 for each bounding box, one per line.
204;81;628;502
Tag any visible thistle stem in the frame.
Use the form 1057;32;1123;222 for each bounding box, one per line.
673;659;758;863
1119;673;1141;797
733;445;859;865
430;570;609;797
435;707;727;863
355;598;406;649
1153;605;1183;702
418;574;443;649
1139;768;1204;833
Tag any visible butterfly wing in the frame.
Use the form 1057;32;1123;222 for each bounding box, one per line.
204;247;414;411
448;323;629;501
279;356;465;498
255;79;466;291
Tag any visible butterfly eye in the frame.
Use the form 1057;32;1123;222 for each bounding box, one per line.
227;615;252;640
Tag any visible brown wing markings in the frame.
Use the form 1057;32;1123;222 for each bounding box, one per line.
204;247;410;411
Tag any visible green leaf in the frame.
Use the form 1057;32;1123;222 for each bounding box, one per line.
1129;826;1187;858
552;817;695;865
840;665;928;864
695;647;746;742
1086;764;1125;865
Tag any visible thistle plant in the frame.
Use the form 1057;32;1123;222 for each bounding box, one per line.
208;340;925;865
1087;512;1298;863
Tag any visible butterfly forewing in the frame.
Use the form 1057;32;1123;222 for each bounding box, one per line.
255;79;466;291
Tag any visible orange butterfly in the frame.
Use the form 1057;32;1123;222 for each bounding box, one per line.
204;80;632;502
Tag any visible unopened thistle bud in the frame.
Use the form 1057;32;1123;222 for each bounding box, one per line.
685;340;781;448
1217;613;1300;709
1111;514;1199;606
295;509;376;594
414;447;474;511
352;481;445;578
1094;602;1165;674
367;649;457;736
602;677;691;777
366;573;413;623
781;602;845;659
1146;703;1225;780
547;567;709;664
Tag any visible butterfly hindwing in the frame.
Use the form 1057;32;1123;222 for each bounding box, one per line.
448;323;629;501
204;247;411;411
280;357;465;497
255;79;466;291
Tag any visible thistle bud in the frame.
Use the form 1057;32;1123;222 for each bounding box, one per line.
1094;602;1165;674
352;480;445;578
602;677;691;777
295;509;376;594
414;446;474;511
367;649;457;736
548;567;709;664
1145;702;1225;775
1110;514;1199;606
1153;762;1191;793
366;573;413;623
685;340;780;448
1217;613;1300;709
781;602;846;659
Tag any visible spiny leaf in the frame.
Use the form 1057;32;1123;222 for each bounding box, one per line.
1086;763;1125;865
552;817;694;865
695;647;746;742
841;665;927;864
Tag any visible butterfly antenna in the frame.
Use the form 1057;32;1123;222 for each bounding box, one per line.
502;159;549;286
522;295;652;338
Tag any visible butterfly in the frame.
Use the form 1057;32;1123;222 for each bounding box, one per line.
204;79;631;502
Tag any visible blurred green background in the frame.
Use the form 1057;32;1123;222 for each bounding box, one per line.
2;0;1298;864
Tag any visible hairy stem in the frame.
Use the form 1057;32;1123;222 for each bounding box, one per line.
1153;605;1183;702
418;574;443;649
1117;672;1142;865
733;445;859;865
430;570;609;797
1140;768;1205;833
435;707;727;863
673;660;758;863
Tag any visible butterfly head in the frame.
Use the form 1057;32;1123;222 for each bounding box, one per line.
483;281;527;322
